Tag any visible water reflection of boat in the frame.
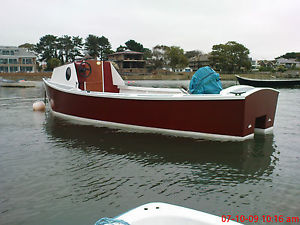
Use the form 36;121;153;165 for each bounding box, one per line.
236;75;300;88
44;114;277;176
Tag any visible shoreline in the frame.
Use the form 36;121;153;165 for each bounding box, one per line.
0;71;298;81
0;72;52;81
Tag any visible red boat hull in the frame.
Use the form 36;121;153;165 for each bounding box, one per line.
44;81;279;141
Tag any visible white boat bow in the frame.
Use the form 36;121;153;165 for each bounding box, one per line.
94;202;243;225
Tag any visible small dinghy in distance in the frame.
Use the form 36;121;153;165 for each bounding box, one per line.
94;202;243;225
43;60;279;141
0;77;35;87
236;75;300;88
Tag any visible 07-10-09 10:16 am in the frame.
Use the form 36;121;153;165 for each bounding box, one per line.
221;215;300;223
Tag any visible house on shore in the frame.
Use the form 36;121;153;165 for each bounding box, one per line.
250;59;260;71
258;60;276;68
188;54;210;71
107;51;146;75
276;57;300;69
0;46;37;73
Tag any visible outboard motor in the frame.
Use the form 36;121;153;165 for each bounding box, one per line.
189;66;222;94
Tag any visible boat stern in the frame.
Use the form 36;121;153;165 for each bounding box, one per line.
243;87;279;136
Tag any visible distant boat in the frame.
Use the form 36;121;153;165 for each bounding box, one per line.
236;75;300;88
94;202;243;225
0;77;35;87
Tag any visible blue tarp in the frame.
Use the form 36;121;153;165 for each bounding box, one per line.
189;66;222;94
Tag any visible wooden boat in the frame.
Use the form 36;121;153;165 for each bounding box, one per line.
94;202;243;225
43;60;279;141
236;75;300;88
0;77;35;87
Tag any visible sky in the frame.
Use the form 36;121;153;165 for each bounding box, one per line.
1;0;299;60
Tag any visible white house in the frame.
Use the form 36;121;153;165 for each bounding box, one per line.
276;57;300;69
0;46;37;73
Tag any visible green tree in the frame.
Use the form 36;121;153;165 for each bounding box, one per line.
18;43;35;51
46;58;61;71
143;48;152;60
85;34;101;58
125;40;144;52
57;35;83;63
98;36;113;60
150;45;168;70
85;34;113;59
116;45;127;52
35;34;83;68
165;46;188;71
69;36;83;61
277;52;300;61
35;34;59;62
210;41;251;73
121;40;151;59
185;50;203;59
57;35;73;64
277;65;287;72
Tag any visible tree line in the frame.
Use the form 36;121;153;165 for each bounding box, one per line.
19;34;252;73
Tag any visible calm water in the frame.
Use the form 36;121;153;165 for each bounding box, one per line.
0;81;299;225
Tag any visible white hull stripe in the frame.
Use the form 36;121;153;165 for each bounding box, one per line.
254;127;274;134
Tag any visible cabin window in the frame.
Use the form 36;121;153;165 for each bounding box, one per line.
66;67;71;80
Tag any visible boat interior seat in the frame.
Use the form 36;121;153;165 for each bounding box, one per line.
118;85;187;95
